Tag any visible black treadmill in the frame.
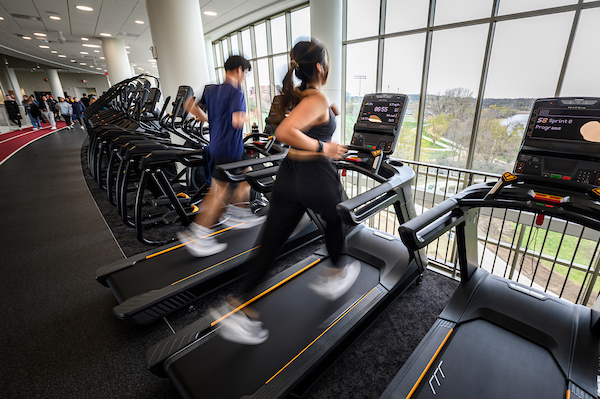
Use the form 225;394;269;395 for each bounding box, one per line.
146;93;427;398
381;97;600;399
95;152;324;325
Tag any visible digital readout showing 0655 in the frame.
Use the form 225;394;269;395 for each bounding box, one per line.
360;101;401;124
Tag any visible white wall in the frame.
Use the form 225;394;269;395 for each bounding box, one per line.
14;70;110;98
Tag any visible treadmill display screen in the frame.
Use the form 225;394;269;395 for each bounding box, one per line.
359;100;403;127
527;103;600;143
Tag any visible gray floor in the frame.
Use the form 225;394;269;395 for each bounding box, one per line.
0;128;458;398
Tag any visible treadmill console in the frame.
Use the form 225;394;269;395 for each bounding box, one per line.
174;85;194;118
515;97;600;187
351;93;408;155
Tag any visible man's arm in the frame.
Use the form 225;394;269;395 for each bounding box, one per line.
184;97;208;123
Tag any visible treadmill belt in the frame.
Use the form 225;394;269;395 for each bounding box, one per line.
107;226;262;302
412;319;565;399
165;256;381;398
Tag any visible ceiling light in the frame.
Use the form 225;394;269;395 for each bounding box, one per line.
100;56;105;59
39;45;50;48
76;6;94;12
80;51;88;54
82;44;100;48
0;17;4;21
58;55;67;58
71;59;76;62
148;59;156;62
99;33;111;37
51;50;58;53
93;50;100;53
125;46;130;49
203;11;217;16
81;37;89;41
23;36;31;40
89;65;94;67
34;32;47;37
80;62;86;65
135;20;144;24
126;51;130;54
132;64;136;66
49;15;61;20
96;67;102;70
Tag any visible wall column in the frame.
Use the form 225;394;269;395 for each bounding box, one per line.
5;66;23;103
46;69;65;99
101;38;133;85
310;0;343;143
146;0;210;127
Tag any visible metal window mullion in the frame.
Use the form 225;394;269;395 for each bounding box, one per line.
465;0;499;170
249;26;263;132
266;19;276;102
341;0;348;144
555;0;584;96
414;0;436;162
375;0;386;93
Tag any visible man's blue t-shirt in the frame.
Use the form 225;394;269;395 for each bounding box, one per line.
203;82;246;165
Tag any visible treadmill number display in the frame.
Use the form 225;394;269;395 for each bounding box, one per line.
360;101;402;126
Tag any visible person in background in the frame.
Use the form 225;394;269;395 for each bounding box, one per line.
56;97;73;129
22;97;35;128
211;39;353;345
4;95;22;130
65;95;73;104
81;93;90;107
89;95;96;105
39;95;57;130
178;55;264;257
72;97;86;129
28;99;42;130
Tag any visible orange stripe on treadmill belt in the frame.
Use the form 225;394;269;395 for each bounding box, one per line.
265;286;377;384
145;223;245;260
406;328;454;399
566;389;570;399
171;246;260;285
210;258;323;327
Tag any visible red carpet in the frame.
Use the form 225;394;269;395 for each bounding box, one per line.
0;121;69;165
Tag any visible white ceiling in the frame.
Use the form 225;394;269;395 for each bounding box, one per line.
0;0;297;76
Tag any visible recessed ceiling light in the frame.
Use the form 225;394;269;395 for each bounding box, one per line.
82;43;100;48
203;11;217;16
58;55;67;58
126;51;130;54
81;37;89;41
125;46;130;49
132;64;136;66
99;33;111;37
51;50;58;53
34;32;47;37
100;56;105;59
80;62;86;65
49;15;61;20
93;50;100;53
96;67;102;70
0;17;4;21
80;51;88;54
135;20;144;24
39;45;50;48
148;59;156;62
23;36;31;40
76;6;94;12
71;59;76;62
89;65;94;67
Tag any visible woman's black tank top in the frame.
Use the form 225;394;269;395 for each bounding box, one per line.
303;108;336;142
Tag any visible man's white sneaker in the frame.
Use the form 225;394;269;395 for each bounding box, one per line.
220;205;266;230
309;260;361;301
177;224;227;257
210;306;269;345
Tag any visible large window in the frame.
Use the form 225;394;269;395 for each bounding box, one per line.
343;0;597;173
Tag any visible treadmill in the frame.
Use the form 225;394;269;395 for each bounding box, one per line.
145;93;427;399
380;97;600;399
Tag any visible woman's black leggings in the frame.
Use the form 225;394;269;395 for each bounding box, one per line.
242;157;346;298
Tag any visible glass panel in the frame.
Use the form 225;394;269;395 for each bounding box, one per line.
345;40;378;144
434;0;493;26
216;68;224;84
222;39;229;62
385;0;430;33
270;15;287;54
241;29;253;59
257;59;272;125
214;43;222;67
474;12;574;174
499;0;578;15
246;61;259;128
291;7;311;45
254;22;268;57
381;34;426;160
560;8;600;97
422;24;489;168
347;0;381;40
273;55;288;95
230;34;239;56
